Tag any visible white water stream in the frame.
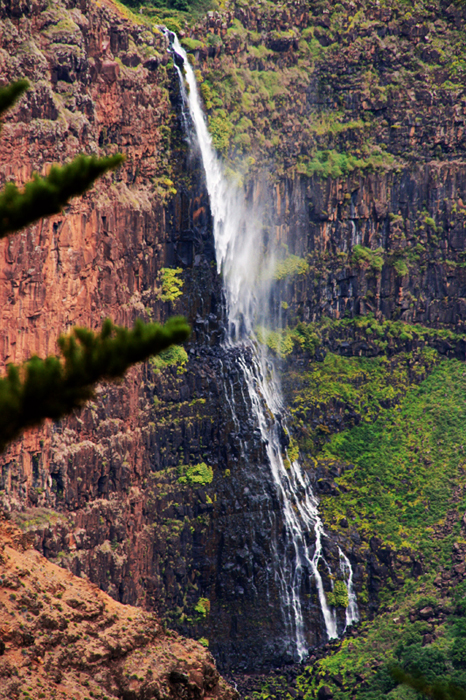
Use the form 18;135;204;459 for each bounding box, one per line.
166;30;359;657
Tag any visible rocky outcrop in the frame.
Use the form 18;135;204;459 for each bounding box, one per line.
0;512;237;700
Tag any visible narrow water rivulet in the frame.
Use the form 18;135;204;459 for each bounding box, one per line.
166;30;359;659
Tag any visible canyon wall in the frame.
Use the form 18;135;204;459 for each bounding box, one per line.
2;0;466;680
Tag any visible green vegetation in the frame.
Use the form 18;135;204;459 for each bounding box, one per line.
273;254;309;280
352;245;384;272
14;508;67;531
258;315;466;359
181;36;206;51
178;0;466;184
242;351;466;700
194;597;210;617
285;348;439;455
178;462;213;485
327;580;349;609
297;149;397;179
256;326;296;358
297;577;466;700
158;267;184;302
150;344;188;373
119;0;214;24
318;359;466;551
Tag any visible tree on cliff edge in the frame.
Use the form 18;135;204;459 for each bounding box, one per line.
0;80;190;452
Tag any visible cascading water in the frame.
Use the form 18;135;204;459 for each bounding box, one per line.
165;29;359;658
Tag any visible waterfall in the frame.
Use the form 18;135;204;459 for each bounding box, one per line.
165;29;359;658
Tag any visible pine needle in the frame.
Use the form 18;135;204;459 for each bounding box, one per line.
0;316;190;452
0;79;29;118
0;154;125;238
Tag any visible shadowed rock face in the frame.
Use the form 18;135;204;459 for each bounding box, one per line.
2;0;466;676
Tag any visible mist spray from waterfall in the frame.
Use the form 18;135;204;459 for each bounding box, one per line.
166;29;358;657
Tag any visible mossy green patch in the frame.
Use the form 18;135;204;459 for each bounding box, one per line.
273;254;309;280
262;315;466;360
352;244;384;272
178;462;213;485
297;148;397;179
327;580;349;608
194;597;210;617
157;267;184;302
286;350;438;456
256;326;296;357
296;577;466;700
150;344;188;373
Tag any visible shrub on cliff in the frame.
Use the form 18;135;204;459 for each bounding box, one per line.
0;80;189;452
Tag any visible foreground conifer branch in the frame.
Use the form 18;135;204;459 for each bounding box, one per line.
0;316;190;452
0;80;124;239
0;79;29;118
392;668;466;700
0;153;125;239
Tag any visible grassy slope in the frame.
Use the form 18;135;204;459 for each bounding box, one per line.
319;359;466;556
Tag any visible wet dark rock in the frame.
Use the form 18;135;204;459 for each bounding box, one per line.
419;606;434;620
318;685;334;700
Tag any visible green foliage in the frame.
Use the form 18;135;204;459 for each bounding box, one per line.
319;359;466;553
194;597;210;617
288;314;466;360
255;312;466;364
178;462;213;486
181;37;206;51
122;0;192;11
327;580;349;608
273;254;309;280
285;350;437;457
297;149;396;179
0;154;124;239
0;316;190;452
393;259;409;276
295;567;466;700
198;636;209;647
158;267;184;302
208;113;234;153
282;342;466;700
392;668;466;700
256;326;296;357
352;245;384;271
150;344;188;372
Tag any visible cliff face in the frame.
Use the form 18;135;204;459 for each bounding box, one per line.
0;0;234;670
3;0;466;684
1;0;300;674
189;0;466;333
